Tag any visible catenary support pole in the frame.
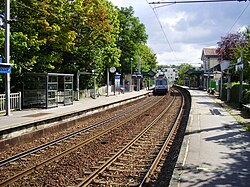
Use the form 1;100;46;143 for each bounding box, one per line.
239;50;243;104
5;0;11;116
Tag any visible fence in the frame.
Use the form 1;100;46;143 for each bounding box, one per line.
0;92;22;112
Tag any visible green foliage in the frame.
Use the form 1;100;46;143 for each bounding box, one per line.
242;89;250;104
0;1;155;91
217;27;250;84
234;27;250;84
135;44;157;72
116;6;150;77
177;63;193;85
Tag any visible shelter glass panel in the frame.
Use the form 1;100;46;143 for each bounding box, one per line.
23;74;47;108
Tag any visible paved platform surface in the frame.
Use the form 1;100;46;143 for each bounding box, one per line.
170;89;250;187
0;90;150;133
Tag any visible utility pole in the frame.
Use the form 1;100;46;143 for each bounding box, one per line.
5;0;11;115
130;58;133;92
137;57;141;91
239;50;243;104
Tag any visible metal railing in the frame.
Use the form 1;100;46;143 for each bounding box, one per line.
0;92;22;112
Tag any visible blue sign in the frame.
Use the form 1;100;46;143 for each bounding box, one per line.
0;58;2;63
115;75;120;79
0;64;12;73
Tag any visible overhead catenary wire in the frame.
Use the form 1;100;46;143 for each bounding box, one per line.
145;0;180;64
227;1;250;33
149;0;248;5
148;0;249;65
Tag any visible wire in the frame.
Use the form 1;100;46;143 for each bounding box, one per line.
146;0;180;63
153;3;177;9
149;0;246;4
227;1;250;33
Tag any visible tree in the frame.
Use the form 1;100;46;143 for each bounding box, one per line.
117;6;148;78
235;27;250;84
216;28;249;83
136;44;157;72
0;0;122;90
69;0;121;87
216;32;247;61
0;1;154;92
177;63;193;85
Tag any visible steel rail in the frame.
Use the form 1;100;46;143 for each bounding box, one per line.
0;95;167;186
76;91;177;187
139;89;185;186
0;96;157;167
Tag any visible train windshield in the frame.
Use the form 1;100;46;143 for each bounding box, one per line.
156;80;168;85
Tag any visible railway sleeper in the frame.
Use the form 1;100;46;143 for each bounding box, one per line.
136;159;154;163
117;157;129;161
107;167;148;173
83;171;92;175
90;166;102;170
93;179;139;187
130;145;140;149
31;153;40;157
75;178;85;181
125;149;138;154
113;162;127;166
20;158;28;161
101;173;137;179
138;146;160;150
133;155;157;160
134;164;151;168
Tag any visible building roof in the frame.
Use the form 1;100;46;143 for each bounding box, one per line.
202;48;218;56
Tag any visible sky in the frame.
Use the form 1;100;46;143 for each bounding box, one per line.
109;0;250;66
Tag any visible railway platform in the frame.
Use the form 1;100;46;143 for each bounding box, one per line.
0;90;151;141
170;89;250;187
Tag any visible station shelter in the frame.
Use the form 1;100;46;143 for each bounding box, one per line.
22;73;74;108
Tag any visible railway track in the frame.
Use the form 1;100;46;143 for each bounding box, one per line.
75;89;184;186
0;96;158;168
0;92;171;186
0;87;189;186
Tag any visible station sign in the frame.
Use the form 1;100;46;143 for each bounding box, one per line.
236;63;243;71
0;63;12;74
237;57;242;64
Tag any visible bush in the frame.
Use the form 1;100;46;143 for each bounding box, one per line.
242;90;250;104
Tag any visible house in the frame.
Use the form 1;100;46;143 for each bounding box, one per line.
201;48;220;90
201;48;220;72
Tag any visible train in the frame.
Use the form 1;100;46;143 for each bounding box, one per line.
153;74;170;95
